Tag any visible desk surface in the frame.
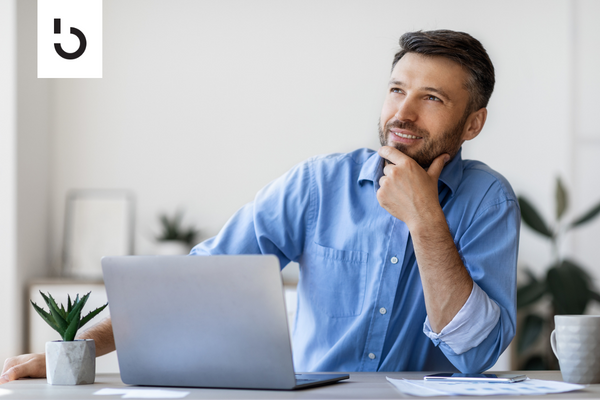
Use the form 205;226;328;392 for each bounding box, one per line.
1;371;598;399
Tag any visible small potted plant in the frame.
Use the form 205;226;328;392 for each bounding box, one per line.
155;209;200;255
31;291;108;385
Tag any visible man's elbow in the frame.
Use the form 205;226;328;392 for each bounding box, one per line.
444;319;513;373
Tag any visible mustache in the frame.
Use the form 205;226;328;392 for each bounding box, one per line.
385;120;429;138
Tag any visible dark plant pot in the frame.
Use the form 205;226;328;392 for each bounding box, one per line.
45;339;95;385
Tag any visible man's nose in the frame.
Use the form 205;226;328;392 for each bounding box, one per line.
395;97;418;122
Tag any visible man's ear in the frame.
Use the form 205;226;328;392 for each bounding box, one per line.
461;108;487;142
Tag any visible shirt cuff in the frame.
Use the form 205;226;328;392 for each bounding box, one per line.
422;282;501;355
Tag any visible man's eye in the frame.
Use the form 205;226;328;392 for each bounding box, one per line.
391;88;402;94
426;95;441;102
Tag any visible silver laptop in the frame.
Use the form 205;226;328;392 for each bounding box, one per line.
101;255;349;390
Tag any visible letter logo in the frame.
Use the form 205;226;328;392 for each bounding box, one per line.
53;18;87;60
38;0;102;78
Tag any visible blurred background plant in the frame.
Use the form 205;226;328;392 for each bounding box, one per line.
516;177;600;369
155;209;200;254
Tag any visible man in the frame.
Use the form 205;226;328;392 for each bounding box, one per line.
1;29;519;383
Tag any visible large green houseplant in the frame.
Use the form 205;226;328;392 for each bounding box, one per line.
516;177;600;369
31;291;107;385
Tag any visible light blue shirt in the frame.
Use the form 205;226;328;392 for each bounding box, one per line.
191;148;519;373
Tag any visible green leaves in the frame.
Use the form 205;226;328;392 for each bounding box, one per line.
547;259;596;315
518;196;553;238
30;301;61;336
80;303;109;331
39;291;68;333
556;177;568;221
518;314;544;354
520;178;600;239
516;271;546;309
571;201;600;229
516;259;600;358
516;270;547;354
31;291;108;342
156;210;199;246
63;310;82;342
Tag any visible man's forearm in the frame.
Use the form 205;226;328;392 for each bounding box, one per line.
76;317;115;356
410;209;473;333
376;147;474;333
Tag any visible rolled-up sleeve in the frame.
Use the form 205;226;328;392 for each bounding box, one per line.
423;282;501;354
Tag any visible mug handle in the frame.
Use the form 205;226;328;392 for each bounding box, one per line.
550;329;560;360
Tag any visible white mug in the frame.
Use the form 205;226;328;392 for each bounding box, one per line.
551;315;600;384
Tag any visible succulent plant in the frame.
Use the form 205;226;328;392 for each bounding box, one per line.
31;291;108;342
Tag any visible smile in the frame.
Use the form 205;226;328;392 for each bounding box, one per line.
393;131;420;139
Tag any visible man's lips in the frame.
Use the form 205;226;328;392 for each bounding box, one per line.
389;128;423;141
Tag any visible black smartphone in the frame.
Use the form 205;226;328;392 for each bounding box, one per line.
424;373;527;383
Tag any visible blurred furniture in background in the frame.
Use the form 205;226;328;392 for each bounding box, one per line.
62;189;135;279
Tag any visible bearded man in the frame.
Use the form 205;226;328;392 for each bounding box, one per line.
1;29;518;383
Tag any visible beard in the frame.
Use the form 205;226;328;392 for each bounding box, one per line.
378;112;469;169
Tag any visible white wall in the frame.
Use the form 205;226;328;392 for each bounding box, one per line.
47;0;581;272
0;0;19;364
0;0;52;363
572;0;600;282
16;0;52;354
8;0;600;364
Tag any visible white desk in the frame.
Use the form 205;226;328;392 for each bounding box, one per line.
1;371;599;399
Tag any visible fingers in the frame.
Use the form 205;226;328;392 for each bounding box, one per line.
1;357;16;381
2;358;11;375
379;146;449;177
380;146;449;181
1;367;17;383
427;153;450;181
0;354;46;384
378;146;408;166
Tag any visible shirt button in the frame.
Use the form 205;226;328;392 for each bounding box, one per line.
390;256;399;264
368;353;376;360
379;307;387;315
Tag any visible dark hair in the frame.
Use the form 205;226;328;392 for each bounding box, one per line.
392;30;495;114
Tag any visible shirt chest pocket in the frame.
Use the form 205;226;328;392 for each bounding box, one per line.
305;243;369;318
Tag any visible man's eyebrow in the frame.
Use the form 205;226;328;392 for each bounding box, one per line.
388;80;451;101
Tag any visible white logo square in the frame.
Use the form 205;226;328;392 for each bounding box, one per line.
38;0;103;78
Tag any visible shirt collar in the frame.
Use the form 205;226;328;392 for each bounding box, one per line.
357;151;385;190
357;148;464;196
438;147;463;196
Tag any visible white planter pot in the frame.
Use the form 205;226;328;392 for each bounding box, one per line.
155;240;191;255
46;339;95;385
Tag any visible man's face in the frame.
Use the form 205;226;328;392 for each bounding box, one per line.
379;52;472;169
